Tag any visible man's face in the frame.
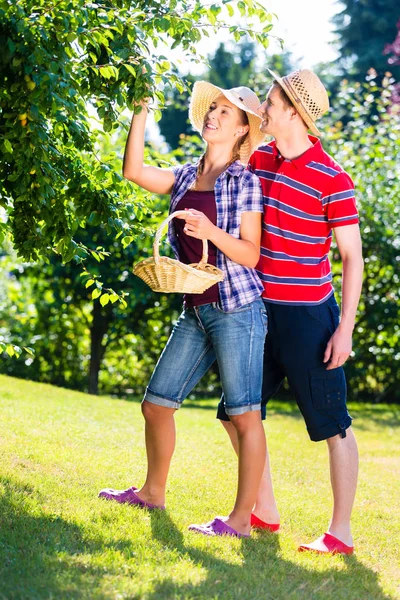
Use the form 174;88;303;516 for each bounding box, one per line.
258;84;294;136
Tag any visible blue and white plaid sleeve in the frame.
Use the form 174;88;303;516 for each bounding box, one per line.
240;171;264;213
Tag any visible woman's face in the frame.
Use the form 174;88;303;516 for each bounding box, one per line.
202;95;248;147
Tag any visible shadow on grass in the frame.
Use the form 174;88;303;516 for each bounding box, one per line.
148;510;393;600
0;477;132;600
0;476;395;600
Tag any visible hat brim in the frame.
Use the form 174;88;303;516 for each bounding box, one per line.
189;81;266;164
267;68;322;136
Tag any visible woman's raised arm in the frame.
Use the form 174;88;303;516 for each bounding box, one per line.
122;103;175;195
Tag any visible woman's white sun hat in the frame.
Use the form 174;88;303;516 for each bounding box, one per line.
267;68;329;136
189;81;266;164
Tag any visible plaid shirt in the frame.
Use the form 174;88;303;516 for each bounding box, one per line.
169;161;264;312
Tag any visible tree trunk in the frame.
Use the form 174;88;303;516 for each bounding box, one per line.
88;301;112;395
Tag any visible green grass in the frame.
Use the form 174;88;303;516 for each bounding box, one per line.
0;374;399;600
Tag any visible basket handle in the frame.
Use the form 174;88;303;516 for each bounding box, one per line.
153;210;209;266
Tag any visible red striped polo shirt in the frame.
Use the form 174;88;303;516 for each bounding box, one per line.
249;136;359;305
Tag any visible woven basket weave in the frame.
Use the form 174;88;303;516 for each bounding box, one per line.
133;210;224;294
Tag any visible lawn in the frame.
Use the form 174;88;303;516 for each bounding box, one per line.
0;374;399;600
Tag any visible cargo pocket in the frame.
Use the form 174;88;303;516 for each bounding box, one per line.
309;365;347;410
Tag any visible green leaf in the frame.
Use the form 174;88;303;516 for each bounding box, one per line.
124;63;137;76
23;347;35;356
4;139;13;154
99;66;113;79
121;235;133;248
92;288;102;300
85;279;95;288
100;293;110;306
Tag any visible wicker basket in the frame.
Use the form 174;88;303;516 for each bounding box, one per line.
133;210;224;293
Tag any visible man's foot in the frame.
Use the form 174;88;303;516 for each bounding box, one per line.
298;532;354;555
250;513;280;532
98;486;165;510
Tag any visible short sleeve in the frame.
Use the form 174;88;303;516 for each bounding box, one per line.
170;163;190;204
240;171;264;213
171;164;183;178
322;171;359;227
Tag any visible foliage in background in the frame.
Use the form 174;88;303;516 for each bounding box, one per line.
384;19;400;104
332;0;400;81
325;74;400;402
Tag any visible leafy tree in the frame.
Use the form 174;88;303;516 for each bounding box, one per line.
332;0;400;80
0;0;274;263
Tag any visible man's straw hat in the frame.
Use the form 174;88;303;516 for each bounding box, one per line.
189;81;266;164
267;68;329;136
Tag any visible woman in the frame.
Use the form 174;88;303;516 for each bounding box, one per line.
99;81;267;538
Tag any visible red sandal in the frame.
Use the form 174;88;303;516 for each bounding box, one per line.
250;513;280;532
298;532;354;555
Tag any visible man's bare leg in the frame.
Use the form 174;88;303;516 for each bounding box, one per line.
326;427;358;546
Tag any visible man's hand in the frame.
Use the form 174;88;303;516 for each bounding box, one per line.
323;323;353;370
177;209;217;240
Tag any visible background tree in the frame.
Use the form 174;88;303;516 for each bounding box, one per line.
332;0;400;81
384;19;400;103
325;74;400;402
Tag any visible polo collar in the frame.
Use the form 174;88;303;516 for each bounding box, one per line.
272;136;323;169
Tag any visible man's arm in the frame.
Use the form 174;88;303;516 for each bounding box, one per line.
324;224;364;370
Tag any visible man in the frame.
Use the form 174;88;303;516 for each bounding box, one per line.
217;69;364;554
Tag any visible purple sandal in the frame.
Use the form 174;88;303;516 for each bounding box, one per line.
189;517;250;538
98;486;165;510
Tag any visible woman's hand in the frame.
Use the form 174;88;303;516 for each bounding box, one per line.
134;97;150;111
177;209;217;240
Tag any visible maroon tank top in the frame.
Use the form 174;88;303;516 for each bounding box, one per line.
174;190;219;307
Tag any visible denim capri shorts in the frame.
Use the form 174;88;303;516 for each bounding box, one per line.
143;297;267;416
